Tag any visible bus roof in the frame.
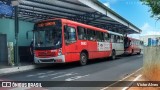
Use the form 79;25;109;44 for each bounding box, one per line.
36;18;109;33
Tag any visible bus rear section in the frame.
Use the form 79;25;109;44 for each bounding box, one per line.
124;37;142;55
108;31;124;59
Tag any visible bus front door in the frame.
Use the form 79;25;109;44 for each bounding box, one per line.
64;25;78;62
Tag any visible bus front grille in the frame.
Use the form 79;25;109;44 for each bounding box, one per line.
40;59;54;62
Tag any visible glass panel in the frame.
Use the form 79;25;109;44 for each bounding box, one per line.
87;29;95;41
78;27;87;40
64;26;76;44
34;26;62;48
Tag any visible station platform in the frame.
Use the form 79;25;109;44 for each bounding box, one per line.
0;62;47;76
0;62;33;69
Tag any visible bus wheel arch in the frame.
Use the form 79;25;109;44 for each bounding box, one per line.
79;50;88;66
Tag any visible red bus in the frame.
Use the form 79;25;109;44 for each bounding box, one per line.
28;18;141;65
124;37;143;55
30;18;117;65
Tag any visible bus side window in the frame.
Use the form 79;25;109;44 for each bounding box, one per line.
77;26;87;40
111;34;114;43
117;36;120;43
101;32;104;42
120;36;123;43
96;31;100;41
122;36;124;42
104;33;109;42
96;31;104;42
136;41;137;45
87;29;95;41
64;26;76;44
136;41;138;45
114;35;117;43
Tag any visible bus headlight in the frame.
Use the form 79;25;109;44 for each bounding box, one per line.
58;49;62;56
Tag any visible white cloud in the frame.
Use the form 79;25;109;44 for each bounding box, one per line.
128;34;140;39
129;23;160;39
103;2;110;8
140;23;160;36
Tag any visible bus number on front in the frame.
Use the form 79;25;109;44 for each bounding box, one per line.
81;42;87;45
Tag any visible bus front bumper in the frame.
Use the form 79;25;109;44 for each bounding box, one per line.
34;55;65;63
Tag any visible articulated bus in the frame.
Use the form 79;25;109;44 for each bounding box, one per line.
29;18;141;65
124;37;143;55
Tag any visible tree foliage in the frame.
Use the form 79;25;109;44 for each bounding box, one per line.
140;0;160;20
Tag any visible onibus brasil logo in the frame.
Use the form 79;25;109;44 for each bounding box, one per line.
1;82;42;87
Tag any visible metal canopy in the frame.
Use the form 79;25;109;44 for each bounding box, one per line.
0;0;142;34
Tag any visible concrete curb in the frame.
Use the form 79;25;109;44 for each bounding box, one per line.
0;64;46;76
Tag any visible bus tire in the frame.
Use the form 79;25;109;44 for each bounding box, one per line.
80;52;87;66
131;49;134;55
137;49;141;55
111;50;116;60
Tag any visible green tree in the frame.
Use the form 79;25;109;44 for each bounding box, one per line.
140;0;160;20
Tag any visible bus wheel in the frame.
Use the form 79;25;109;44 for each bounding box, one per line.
137;49;141;55
131;49;134;55
111;50;116;60
80;52;87;66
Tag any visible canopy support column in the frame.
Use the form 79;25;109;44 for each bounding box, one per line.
14;4;19;66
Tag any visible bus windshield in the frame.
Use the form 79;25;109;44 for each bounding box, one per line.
34;26;62;49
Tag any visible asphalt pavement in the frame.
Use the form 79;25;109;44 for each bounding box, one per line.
0;54;143;90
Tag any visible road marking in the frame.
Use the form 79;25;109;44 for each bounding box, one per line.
27;73;46;77
122;74;142;90
37;73;46;75
51;72;78;79
26;71;55;77
10;87;31;90
137;55;142;57
100;68;142;90
46;71;54;73
65;74;89;81
27;75;35;77
38;72;65;78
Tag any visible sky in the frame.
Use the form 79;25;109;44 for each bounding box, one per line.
99;0;160;39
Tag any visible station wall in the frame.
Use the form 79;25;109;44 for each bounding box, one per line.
0;18;34;46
